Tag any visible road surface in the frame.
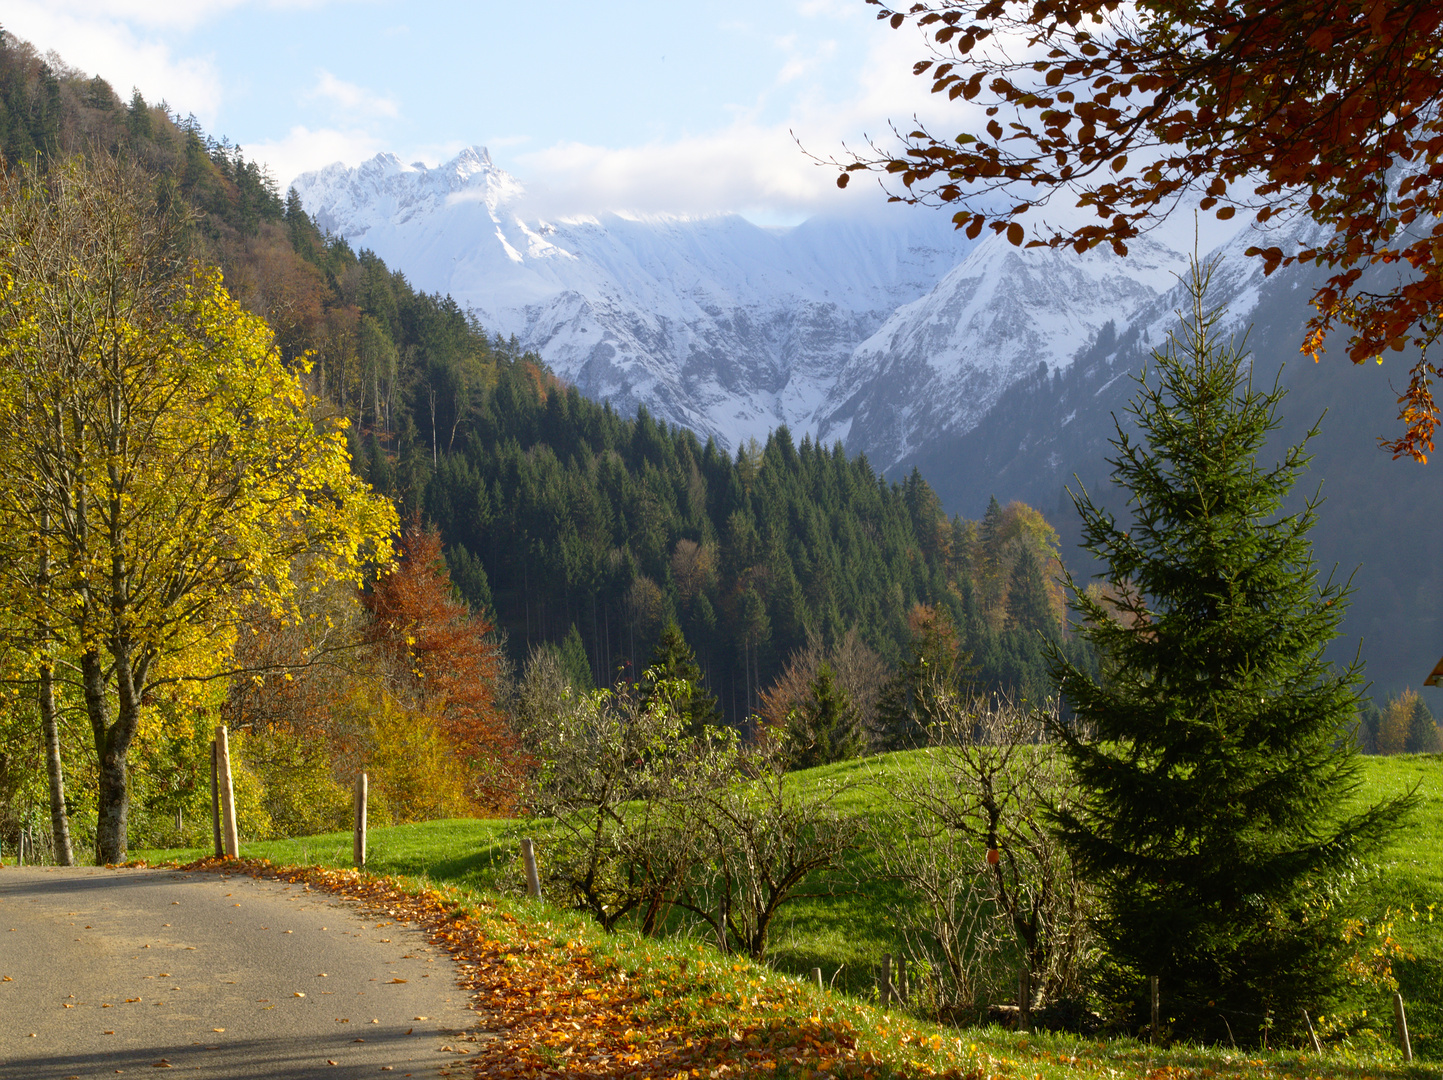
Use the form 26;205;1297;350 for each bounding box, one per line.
0;864;486;1079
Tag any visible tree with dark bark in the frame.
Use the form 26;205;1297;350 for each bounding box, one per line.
0;154;395;863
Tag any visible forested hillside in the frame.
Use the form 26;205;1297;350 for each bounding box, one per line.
0;31;1093;733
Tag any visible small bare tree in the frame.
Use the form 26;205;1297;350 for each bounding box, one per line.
873;692;1095;1017
524;676;716;933
674;743;864;960
524;663;863;956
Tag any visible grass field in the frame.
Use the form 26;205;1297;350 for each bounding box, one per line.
135;751;1443;1065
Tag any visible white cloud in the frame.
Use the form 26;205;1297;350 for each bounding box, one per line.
247;125;386;191
23;0;347;33
508;16;963;221
3;1;224;124
310;69;400;120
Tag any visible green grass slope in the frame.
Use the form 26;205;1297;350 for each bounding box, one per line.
135;751;1442;1060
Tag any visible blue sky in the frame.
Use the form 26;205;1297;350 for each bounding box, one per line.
8;0;962;224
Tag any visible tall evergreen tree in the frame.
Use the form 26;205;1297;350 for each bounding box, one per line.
1050;261;1411;1041
644;621;721;736
558;624;594;693
876;604;969;750
1006;545;1054;634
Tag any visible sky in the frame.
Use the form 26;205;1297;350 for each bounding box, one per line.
4;0;971;226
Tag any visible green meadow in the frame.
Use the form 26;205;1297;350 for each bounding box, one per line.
136;751;1443;1065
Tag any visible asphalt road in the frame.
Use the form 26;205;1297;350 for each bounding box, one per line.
0;865;489;1079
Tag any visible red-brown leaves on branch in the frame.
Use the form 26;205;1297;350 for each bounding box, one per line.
364;519;521;811
845;0;1443;460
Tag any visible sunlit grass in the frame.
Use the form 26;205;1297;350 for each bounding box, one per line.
132;750;1443;1065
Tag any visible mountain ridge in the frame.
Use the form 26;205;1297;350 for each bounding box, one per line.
292;148;1217;466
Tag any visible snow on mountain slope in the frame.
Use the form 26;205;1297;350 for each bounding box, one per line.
292;147;1239;467
293;147;978;449
817;231;1193;467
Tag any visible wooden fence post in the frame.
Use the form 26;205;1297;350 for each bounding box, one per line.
1302;1009;1322;1054
1394;992;1413;1063
881;954;893;1008
1149;976;1160;1045
353;772;368;867
813;967;824;991
214;726;239;859
521;837;542;900
209;740;222;858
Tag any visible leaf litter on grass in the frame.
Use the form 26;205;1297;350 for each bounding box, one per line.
161;857;1424;1080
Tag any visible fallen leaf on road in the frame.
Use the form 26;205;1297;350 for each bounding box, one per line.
294;991;306;997
213;1028;225;1032
3;975;12;980
104;1031;114;1035
326;1060;337;1066
387;978;407;983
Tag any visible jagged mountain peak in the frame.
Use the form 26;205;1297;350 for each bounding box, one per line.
295;145;521;238
290;150;1249;464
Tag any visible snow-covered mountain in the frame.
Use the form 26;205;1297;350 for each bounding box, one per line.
815;231;1191;465
291;147;1200;467
294;147;978;452
294;149;1443;700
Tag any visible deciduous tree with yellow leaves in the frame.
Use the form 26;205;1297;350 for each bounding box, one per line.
0;154;396;864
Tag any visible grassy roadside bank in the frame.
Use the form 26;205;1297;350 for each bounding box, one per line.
172;855;1431;1080
135;752;1443;1066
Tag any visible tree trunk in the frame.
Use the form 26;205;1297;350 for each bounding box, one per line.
82;649;128;865
38;505;74;866
39;662;74;865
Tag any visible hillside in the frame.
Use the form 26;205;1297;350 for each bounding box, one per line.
0;32;1090;728
895;226;1443;702
137;749;1443;1060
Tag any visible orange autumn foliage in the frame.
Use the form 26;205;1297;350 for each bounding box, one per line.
364;519;521;812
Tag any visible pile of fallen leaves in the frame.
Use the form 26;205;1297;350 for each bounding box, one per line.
174;856;980;1079
173;857;1413;1080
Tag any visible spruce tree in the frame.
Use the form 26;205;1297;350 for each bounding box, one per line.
1006;545;1055;634
789;662;863;768
644;621;721;736
1050;261;1410;1042
558;624;594;693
